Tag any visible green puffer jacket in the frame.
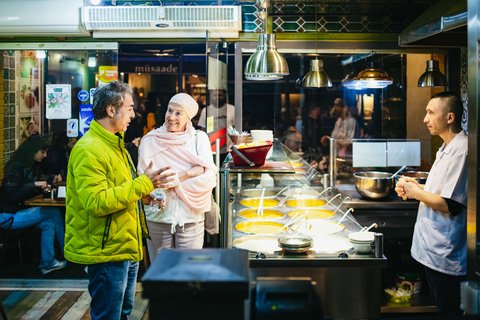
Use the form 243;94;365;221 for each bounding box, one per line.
65;120;152;265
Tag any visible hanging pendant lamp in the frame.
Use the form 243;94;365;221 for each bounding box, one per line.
297;0;332;88
342;71;363;90
418;59;447;87
353;65;393;89
352;51;393;90
244;0;288;80
300;58;332;88
244;33;289;80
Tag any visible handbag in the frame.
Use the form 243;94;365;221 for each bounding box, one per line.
195;131;221;234
205;196;221;235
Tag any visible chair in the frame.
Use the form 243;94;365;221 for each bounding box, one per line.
0;217;14;320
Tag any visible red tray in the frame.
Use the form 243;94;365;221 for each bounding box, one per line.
230;141;273;166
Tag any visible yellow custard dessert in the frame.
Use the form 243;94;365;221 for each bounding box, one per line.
286;198;327;207
235;221;284;234
238;208;283;219
239;198;280;208
288;209;334;220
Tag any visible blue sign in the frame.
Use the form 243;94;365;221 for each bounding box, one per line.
79;104;94;137
78;90;89;102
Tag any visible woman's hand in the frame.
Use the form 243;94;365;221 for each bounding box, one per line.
178;166;205;182
34;181;48;189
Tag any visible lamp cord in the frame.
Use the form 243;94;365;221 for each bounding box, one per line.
315;0;318;55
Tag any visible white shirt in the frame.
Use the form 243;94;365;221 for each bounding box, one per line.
198;103;235;152
411;130;468;276
331;115;358;140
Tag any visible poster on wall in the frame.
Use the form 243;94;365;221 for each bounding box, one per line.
19;50;39;80
18;79;40;115
98;66;118;87
46;84;72;119
19;115;40;144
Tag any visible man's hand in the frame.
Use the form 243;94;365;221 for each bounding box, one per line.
143;161;176;189
53;174;62;184
321;135;330;147
395;177;407;200
395;176;422;200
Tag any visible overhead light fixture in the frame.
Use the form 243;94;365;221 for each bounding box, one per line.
352;51;393;89
88;56;96;68
244;0;289;80
297;0;332;88
299;58;332;88
36;50;46;59
418;58;447;87
342;70;363;90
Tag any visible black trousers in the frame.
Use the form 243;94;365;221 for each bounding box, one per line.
424;266;466;316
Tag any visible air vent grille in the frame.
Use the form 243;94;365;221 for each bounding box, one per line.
83;6;241;30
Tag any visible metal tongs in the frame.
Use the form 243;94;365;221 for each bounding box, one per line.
230;145;255;166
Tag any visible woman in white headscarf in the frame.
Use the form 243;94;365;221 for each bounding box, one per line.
137;93;217;263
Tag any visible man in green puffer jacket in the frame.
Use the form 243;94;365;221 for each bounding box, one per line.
65;81;174;320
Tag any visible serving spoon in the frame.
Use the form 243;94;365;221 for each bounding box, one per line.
391;165;407;179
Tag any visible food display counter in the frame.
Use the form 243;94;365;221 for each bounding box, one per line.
219;140;387;320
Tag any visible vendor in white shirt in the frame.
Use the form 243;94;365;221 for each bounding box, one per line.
198;89;235;156
395;92;467;316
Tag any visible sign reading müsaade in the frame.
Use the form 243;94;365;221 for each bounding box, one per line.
121;62;179;74
46;84;71;119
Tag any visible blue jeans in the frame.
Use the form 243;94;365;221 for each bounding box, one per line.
425;266;466;316
87;261;139;320
0;206;65;268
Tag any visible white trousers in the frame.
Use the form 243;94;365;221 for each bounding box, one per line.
146;221;204;264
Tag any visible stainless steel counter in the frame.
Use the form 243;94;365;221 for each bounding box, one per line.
337;184;419;210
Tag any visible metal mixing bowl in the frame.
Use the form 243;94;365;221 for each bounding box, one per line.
354;171;394;199
399;171;429;184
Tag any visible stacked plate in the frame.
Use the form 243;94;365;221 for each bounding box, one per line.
348;231;375;253
250;130;273;141
251;130;274;159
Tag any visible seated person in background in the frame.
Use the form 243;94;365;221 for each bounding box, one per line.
42;130;77;182
282;128;303;153
305;147;328;174
0;134;66;274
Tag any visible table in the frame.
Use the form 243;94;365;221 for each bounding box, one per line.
24;194;65;207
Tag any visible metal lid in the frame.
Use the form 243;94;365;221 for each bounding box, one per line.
278;235;313;249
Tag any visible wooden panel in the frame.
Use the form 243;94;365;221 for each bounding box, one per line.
60;291;91;320
40;291;84;320
21;291;65;319
3;290;31;310
7;291;47;320
130;292;149;320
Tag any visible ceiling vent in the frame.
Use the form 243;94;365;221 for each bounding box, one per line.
82;6;242;38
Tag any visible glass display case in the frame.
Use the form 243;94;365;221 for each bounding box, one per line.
219;139;388;319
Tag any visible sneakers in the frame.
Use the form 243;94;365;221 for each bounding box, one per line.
40;259;67;275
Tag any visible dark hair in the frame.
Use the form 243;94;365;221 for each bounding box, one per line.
431;92;463;131
4;134;51;174
92;81;133;120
